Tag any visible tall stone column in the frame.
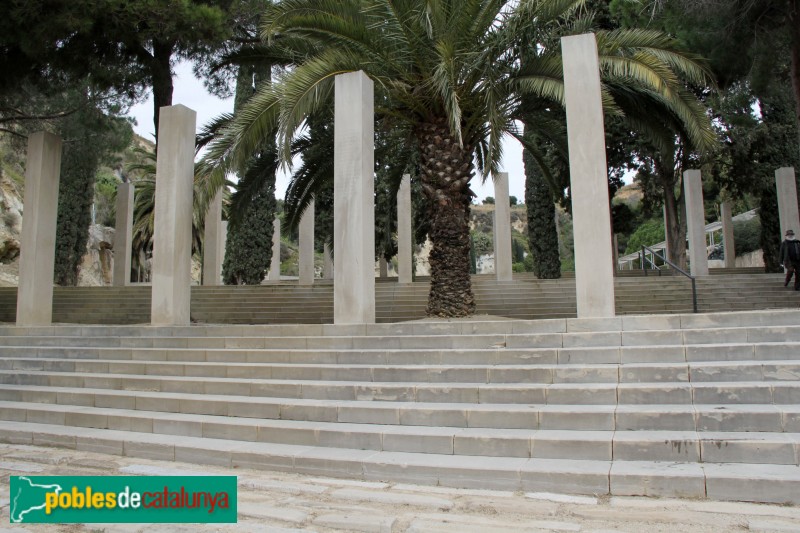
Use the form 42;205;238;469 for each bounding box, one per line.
299;199;315;285
662;205;671;261
269;217;281;281
720;201;736;269
397;174;412;283
493;172;512;281
683;169;709;276
561;33;615;318
334;71;375;324
202;189;223;286
151;105;196;326
16;132;62;326
776;167;799;238
113;182;134;286
220;221;227;281
323;242;333;279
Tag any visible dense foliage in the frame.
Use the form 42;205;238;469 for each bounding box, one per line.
222;166;276;284
222;63;276;284
201;0;714;316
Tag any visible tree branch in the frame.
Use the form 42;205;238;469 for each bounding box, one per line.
0;107;81;124
0;127;27;139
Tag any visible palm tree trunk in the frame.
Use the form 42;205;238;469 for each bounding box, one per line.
655;152;688;271
416;119;476;317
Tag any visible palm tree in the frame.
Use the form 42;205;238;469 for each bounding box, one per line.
126;147;208;281
202;0;715;318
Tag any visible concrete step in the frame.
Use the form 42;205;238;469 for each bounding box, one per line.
1;274;796;326
0;421;797;503
0;325;798;351
1;310;799;340
1;356;798;382
0;370;798;404
4;342;800;365
0;384;798;432
0;401;797;465
0;307;798;505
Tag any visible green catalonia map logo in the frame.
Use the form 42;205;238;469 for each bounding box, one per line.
9;476;237;523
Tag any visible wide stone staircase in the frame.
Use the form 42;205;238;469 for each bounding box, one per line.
0;272;795;324
0;309;798;503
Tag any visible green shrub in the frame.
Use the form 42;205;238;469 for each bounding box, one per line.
625;219;665;255
732;217;761;255
471;231;493;256
94;169;119;227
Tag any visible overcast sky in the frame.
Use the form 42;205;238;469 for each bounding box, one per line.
127;62;527;203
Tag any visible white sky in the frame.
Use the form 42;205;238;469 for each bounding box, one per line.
127;62;527;203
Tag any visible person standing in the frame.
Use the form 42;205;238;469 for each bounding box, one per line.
779;229;800;290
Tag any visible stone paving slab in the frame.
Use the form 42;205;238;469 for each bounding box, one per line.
0;443;798;532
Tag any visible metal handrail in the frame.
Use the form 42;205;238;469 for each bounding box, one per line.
640;245;698;313
640;248;663;276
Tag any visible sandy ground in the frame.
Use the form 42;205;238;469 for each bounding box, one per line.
0;443;798;532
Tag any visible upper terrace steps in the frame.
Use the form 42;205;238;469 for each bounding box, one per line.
0;273;794;324
0;309;798;503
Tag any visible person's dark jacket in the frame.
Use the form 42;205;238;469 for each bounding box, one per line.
780;238;800;267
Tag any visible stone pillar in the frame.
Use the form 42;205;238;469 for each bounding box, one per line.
151;105;196;326
334;71;375;324
16;132;62;326
720;201;736;269
776;167;799;239
612;234;619;272
397;174;412;283
379;257;388;277
113;182;134;286
561;33;615;318
269;217;281;281
323;242;333;279
299;199;315;285
493;172;512;281
662;205;671;261
683;169;708;276
202;189;223;286
219;221;227;282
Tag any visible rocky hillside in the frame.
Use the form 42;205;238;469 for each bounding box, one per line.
0;134;155;288
0;149;24;286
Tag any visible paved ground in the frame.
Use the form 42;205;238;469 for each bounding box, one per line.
0;444;798;532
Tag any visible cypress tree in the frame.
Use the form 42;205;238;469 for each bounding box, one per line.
54;142;99;286
222;64;276;285
53;101;132;285
523;130;561;279
758;186;782;273
222;163;276;284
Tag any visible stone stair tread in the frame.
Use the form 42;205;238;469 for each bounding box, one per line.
5;356;800;376
0;307;799;503
3;369;798;390
0;307;798;335
5;399;796;440
0;420;798;502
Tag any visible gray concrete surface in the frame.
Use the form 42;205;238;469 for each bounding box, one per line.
0;443;797;532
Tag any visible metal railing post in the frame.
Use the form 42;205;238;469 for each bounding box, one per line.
641;246;647;277
642;244;698;313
